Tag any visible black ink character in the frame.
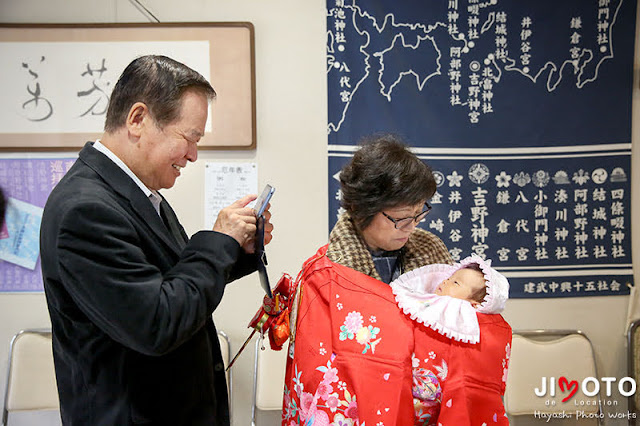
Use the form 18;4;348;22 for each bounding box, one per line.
77;58;111;117
21;56;54;122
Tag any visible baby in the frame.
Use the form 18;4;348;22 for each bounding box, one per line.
391;255;510;344
434;263;488;307
391;255;512;424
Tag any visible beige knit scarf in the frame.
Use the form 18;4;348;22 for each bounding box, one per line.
326;213;453;281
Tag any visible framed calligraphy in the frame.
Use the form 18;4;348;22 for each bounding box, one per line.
0;23;256;151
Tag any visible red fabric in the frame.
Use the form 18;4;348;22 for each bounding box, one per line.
282;246;512;426
414;315;512;425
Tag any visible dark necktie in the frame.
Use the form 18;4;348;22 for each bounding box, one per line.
160;199;186;249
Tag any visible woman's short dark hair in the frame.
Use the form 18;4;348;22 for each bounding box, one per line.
340;133;436;230
104;55;216;132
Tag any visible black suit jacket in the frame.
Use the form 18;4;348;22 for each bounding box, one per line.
40;142;257;425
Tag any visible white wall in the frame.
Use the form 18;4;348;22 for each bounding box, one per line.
0;1;637;425
0;1;327;425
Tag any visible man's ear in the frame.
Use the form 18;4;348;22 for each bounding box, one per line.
126;102;149;138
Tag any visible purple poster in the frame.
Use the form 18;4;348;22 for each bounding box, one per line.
0;157;76;292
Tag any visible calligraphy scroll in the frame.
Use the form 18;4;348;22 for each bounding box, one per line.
0;23;256;150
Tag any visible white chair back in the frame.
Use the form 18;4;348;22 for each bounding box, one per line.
2;329;59;426
504;329;602;425
217;330;233;425
251;337;287;425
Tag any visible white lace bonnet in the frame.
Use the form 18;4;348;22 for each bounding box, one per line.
390;255;510;343
458;255;510;314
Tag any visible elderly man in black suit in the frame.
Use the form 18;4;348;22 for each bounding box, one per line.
40;55;272;426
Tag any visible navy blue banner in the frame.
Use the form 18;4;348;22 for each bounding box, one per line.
327;0;636;298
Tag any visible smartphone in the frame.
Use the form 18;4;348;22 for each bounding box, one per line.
253;184;275;217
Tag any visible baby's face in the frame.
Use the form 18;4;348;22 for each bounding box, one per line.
435;268;486;303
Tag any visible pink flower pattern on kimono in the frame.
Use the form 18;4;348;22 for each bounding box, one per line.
323;366;340;384
283;360;362;426
300;391;318;421
316;381;334;401
502;342;511;383
339;310;381;354
343;311;364;334
345;399;359;420
326;394;341;412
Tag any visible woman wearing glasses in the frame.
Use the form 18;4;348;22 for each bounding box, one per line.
282;135;453;426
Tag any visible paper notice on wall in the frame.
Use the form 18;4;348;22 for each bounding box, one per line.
204;162;257;229
0;197;44;270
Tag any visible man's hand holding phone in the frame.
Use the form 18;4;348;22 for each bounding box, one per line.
212;194;257;249
211;186;274;254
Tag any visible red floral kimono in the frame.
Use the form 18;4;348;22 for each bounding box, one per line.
281;246;512;426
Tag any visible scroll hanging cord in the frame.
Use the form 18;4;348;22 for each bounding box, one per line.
129;0;161;23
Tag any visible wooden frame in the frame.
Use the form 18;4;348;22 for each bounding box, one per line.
0;23;256;151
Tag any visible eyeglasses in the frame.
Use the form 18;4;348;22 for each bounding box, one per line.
382;202;432;230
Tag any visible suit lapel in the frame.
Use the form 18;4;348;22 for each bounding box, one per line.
78;142;183;255
130;194;184;253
